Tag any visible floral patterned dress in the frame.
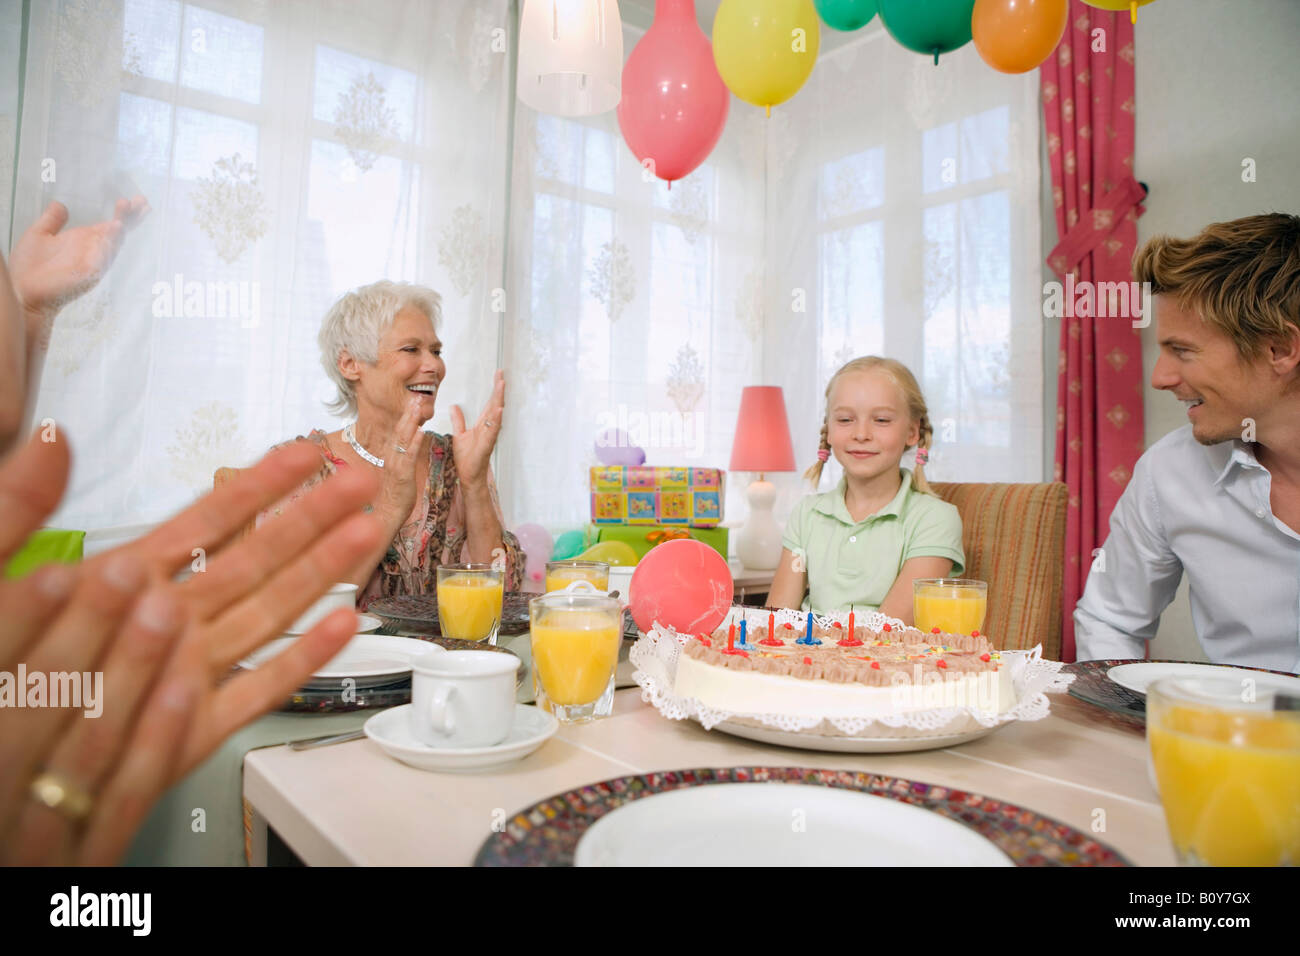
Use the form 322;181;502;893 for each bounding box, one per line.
262;429;524;610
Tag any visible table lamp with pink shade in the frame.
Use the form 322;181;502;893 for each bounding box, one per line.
729;385;796;571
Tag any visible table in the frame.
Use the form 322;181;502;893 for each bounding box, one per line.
243;686;1175;865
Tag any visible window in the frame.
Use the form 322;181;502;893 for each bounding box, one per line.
504;17;763;529
794;36;1041;486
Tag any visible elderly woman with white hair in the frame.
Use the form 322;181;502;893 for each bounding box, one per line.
266;280;523;605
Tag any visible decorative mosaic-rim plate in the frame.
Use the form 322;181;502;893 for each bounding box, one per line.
474;767;1132;867
280;677;410;713
367;592;532;636
1064;658;1300;724
275;637;524;712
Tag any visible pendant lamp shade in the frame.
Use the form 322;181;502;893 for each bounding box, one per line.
517;0;624;117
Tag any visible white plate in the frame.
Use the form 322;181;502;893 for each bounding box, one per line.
364;704;557;772
1107;662;1300;697
285;612;383;635
240;634;439;682
574;783;1013;866
712;719;1003;753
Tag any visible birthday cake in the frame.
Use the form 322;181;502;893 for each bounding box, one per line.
673;615;1014;721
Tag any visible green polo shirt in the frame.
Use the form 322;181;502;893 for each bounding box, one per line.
781;468;965;613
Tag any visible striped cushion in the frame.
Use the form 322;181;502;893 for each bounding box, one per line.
929;482;1068;661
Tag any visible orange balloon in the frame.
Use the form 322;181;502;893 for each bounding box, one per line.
972;0;1068;74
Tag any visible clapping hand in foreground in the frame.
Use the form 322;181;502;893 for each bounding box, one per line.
0;435;383;865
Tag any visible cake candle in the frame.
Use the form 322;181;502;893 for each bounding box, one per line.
760;611;783;646
728;620;735;652
739;619;748;648
838;605;863;647
796;610;821;646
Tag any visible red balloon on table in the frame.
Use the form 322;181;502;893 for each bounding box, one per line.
629;539;733;635
616;0;730;185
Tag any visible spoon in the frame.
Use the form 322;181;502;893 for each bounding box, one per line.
290;729;366;751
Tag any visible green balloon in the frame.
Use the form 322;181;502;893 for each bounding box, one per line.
814;0;877;32
877;0;974;63
551;530;587;561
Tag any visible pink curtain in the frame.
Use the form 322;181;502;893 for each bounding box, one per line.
1041;2;1146;662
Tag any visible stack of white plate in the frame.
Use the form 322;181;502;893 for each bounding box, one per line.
239;634;438;690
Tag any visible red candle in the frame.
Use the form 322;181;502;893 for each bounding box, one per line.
760;611;783;646
728;620;735;652
837;606;863;647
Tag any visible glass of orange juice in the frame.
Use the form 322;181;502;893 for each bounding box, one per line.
436;564;504;644
1147;677;1300;866
545;559;610;593
529;587;622;723
913;578;988;637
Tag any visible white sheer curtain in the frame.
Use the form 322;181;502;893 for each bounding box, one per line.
499;14;765;532
1;0;19;238
7;2;1042;546
499;15;1041;536
763;26;1043;523
7;0;513;535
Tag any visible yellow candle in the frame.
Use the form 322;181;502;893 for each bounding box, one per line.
531;610;621;706
436;574;503;641
1150;705;1300;866
914;583;987;635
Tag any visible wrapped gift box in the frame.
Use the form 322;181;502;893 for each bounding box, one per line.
590;466;724;526
589;524;729;561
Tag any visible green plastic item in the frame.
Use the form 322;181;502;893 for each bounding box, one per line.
588;524;728;562
4;528;85;579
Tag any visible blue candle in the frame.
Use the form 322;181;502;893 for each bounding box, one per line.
796;610;821;646
738;619;749;648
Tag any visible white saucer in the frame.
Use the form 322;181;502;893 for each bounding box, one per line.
240;634;438;687
574;782;1012;866
1108;661;1300;697
364;703;558;772
285;612;383;636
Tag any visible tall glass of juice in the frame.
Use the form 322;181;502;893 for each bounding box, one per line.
436;564;505;644
529;589;622;723
1148;677;1300;866
545;559;610;593
912;578;988;637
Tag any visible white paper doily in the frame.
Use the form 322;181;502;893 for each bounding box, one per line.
630;607;1074;739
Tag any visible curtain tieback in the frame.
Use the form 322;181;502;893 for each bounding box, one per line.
1047;175;1147;277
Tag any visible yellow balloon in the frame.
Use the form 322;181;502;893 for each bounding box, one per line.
712;0;821;112
1080;0;1157;23
576;540;640;567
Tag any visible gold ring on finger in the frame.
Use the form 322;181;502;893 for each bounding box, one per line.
29;770;94;823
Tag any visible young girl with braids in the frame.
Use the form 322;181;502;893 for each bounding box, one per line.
768;357;965;624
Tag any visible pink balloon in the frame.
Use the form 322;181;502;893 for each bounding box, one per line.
513;523;552;563
617;0;730;184
629;538;733;635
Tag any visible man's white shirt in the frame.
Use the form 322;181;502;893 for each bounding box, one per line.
1074;425;1300;672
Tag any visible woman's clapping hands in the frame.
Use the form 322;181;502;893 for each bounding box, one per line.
0;434;384;864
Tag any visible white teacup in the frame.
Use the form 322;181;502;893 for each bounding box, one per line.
290;582;359;634
409;650;520;748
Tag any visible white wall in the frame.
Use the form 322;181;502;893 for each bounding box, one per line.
1042;0;1300;660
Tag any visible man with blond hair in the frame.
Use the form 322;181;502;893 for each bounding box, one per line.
1075;213;1300;671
